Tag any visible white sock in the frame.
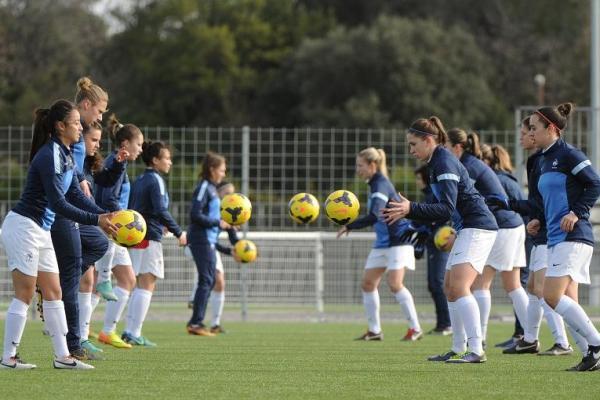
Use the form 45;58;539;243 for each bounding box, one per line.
2;298;29;361
362;290;381;334
90;293;101;312
456;295;483;355
43;300;70;359
448;301;467;354
103;286;130;333
125;288;152;337
554;296;600;346
541;299;569;348
473;289;491;341
524;294;543;343
508;287;529;339
567;323;589;355
210;291;225;327
78;292;92;342
394;287;421;331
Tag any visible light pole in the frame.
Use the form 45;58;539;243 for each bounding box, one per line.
534;73;546;106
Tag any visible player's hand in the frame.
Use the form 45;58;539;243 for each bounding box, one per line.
98;212;118;236
560;212;578;232
485;195;510;210
219;220;232;230
80;180;92;198
382;194;410;224
527;219;540;236
232;251;242;263
337;226;349;239
439;232;456;252
115;147;130;162
178;231;187;246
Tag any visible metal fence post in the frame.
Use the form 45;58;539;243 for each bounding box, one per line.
315;233;325;321
241;126;250;321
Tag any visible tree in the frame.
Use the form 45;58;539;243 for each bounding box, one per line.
0;0;108;125
285;16;506;128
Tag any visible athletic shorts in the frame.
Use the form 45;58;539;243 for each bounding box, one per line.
365;245;415;270
446;228;497;274
485;225;527;271
529;244;548;272
545;242;593;284
129;240;164;279
96;239;132;272
1;211;59;276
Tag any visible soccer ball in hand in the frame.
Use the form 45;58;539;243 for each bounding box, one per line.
220;193;252;225
288;193;320;224
234;239;258;263
434;226;456;252
111;209;147;247
324;190;360;225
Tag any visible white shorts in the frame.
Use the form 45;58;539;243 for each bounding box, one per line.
446;228;497;274
0;211;59;276
545;242;593;284
215;251;224;273
129;240;164;279
96;239;132;272
529;244;548;272
485;225;527;271
365;245;415;270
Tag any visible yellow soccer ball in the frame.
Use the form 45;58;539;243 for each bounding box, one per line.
220;193;252;225
324;190;360;225
234;239;258;263
111;209;147;247
288;193;320;224
434;226;456;252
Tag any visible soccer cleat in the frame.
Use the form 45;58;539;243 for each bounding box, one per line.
502;339;540;354
95;281;118;301
538;343;574;356
88;330;99;340
494;335;522;349
121;332;157;347
402;328;423;341
0;354;36;370
565;345;600;372
446;351;487;363
70;348;89;361
210;325;227;334
354;331;383;341
427;327;452;336
98;331;132;348
187;324;216;337
427;351;459;362
53;356;94;370
81;339;103;353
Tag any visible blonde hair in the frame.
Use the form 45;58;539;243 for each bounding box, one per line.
74;77;108;105
358;147;388;177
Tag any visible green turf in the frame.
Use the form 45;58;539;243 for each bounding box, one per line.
0;321;597;399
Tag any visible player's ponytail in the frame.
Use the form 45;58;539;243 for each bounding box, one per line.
466;131;482;159
358;147;388;177
106;113;143;147
30;99;77;162
408;116;447;145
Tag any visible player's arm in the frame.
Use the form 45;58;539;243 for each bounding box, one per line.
150;180;183;237
190;186;220;227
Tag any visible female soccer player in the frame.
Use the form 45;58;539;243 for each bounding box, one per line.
414;165;451;336
78;121;128;356
530;103;600;371
0;99;116;369
124;141;187;346
483;141;572;356
187;152;233;336
93;115;144;349
338;147;422;341
445;129;528;351
186;181;239;334
383;117;498;363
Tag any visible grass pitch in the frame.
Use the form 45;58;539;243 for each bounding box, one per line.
0;321;597;399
